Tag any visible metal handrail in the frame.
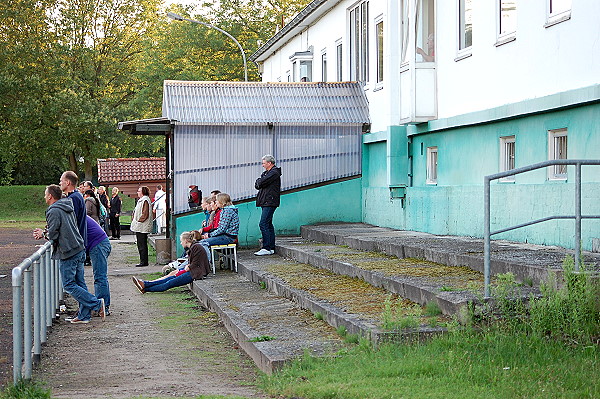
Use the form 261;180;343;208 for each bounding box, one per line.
484;159;600;297
12;241;62;383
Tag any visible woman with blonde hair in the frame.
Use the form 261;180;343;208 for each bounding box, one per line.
132;231;210;293
199;193;239;262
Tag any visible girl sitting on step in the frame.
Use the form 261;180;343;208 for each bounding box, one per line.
132;231;210;293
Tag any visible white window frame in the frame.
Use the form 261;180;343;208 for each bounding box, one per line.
289;51;313;82
546;0;571;28
548;128;568;180
426;146;438;185
321;49;327;82
456;0;473;61
496;0;516;46
349;0;369;84
499;136;516;182
335;39;343;81
375;15;384;87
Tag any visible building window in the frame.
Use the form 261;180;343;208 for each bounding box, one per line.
376;19;383;83
499;136;516;181
349;1;369;83
548;129;568;180
401;0;409;63
547;0;571;26
498;1;517;40
336;40;343;81
459;0;473;51
426;147;438;184
416;0;435;63
321;51;327;82
290;51;313;82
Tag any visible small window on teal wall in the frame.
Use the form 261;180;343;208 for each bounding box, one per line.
500;135;516;181
548;128;568;180
426;146;438;184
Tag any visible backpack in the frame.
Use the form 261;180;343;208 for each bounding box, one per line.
99;202;108;223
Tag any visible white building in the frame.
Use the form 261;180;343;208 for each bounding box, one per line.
251;0;600;251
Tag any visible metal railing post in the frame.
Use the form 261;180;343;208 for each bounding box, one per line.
484;177;491;298
45;256;53;328
484;159;600;292
39;257;47;344
23;265;33;379
33;256;41;363
575;162;581;271
12;271;23;383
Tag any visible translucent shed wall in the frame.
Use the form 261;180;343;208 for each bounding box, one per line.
173;123;362;213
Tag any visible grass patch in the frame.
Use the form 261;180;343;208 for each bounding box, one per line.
248;335;276;342
0;380;51;399
0;185;47;223
260;330;599;399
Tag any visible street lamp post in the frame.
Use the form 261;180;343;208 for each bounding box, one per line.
167;12;248;82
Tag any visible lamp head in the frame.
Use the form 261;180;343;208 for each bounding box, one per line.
167;12;184;21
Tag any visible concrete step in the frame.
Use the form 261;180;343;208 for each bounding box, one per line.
190;271;343;374
275;237;486;316
301;223;600;286
235;250;447;346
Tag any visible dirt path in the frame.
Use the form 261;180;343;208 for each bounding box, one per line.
33;236;265;398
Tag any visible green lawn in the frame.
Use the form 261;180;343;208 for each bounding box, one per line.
0;185;136;227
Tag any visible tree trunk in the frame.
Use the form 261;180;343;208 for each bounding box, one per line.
68;151;78;175
84;157;93;182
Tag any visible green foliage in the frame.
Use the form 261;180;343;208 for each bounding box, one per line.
0;379;51;399
381;295;422;331
529;256;600;342
248;335;276;342
261;330;600;399
424;301;442;317
259;281;267;290
314;312;323;320
336;325;347;337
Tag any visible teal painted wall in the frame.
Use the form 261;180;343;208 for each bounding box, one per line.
363;101;600;250
174;177;362;253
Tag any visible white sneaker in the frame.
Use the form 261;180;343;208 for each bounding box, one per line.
254;248;272;256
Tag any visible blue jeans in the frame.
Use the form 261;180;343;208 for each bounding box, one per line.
59;250;102;321
200;235;236;262
89;238;111;308
144;272;193;292
259;206;277;251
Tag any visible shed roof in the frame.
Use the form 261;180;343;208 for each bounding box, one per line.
162;81;370;125
97;158;166;184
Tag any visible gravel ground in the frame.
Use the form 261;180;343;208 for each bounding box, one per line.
26;235;265;398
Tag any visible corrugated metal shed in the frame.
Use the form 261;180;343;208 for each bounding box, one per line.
162;81;370;125
162;80;370;214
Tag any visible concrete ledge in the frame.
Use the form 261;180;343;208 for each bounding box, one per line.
275;238;476;315
300;223;600;285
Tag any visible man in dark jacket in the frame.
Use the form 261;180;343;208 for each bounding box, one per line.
34;185;105;324
254;154;281;256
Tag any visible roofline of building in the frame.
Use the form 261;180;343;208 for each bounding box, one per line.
250;0;338;63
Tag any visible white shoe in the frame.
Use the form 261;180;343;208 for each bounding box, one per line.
254;248;272;256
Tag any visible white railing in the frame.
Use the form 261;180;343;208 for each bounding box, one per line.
12;241;62;383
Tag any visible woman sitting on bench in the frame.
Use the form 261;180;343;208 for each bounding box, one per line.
199;193;239;262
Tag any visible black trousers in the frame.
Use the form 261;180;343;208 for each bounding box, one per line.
136;232;149;265
109;215;121;238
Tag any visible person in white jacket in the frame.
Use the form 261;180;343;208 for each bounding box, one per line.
131;186;152;267
153;184;166;234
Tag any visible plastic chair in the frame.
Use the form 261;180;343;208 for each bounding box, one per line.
210;243;238;274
